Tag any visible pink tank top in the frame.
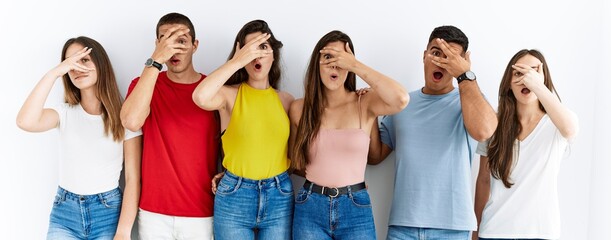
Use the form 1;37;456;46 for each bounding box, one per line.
305;96;370;187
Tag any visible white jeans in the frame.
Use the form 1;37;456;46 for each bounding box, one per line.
138;208;213;240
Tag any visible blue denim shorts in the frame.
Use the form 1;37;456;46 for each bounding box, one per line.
293;184;376;240
46;186;122;240
213;170;294;240
479;238;547;240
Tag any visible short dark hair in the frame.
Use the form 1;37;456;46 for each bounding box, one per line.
156;12;195;43
428;25;468;53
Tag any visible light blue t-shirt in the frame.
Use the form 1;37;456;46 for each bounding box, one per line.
380;88;477;231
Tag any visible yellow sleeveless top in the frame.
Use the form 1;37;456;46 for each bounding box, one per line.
222;83;290;180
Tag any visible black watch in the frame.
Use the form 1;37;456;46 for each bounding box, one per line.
457;70;476;84
145;58;162;71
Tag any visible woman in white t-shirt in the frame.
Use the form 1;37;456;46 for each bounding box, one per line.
16;36;142;240
472;49;579;240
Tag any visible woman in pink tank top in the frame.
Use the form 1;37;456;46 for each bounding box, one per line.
289;30;410;240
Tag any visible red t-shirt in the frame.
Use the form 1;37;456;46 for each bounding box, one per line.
127;72;219;217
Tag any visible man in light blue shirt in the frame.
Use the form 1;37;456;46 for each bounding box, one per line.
368;26;497;240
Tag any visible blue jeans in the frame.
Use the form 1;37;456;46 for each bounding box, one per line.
387;226;469;240
293;185;376;240
213;170;293;240
47;186;122;240
480;238;546;240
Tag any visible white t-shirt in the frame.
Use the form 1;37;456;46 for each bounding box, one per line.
477;114;569;239
52;103;141;195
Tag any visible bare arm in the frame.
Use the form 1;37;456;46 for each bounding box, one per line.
193;33;273;111
367;118;392;165
287;99;307;178
113;136;142;240
430;38;496;141
121;27;191;131
473;155;491;240
459;81;498;141
320;43;409;116
17;47;94;132
287;99;304;176
513;63;579;140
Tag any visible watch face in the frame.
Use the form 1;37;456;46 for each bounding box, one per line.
145;58;153;66
466;71;476;80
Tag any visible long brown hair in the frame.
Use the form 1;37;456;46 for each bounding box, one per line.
225;20;283;89
488;49;559;188
291;30;356;170
61;36;125;142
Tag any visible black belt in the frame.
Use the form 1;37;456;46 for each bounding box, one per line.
303;180;366;198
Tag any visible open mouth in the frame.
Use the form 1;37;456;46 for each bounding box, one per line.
521;88;531;94
254;63;262;70
170;57;180;65
433;71;443;81
330;73;338;80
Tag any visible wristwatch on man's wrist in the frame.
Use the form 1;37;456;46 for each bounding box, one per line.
145;58;162;71
457;70;476;84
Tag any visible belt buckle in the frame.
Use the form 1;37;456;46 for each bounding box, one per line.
328;187;339;198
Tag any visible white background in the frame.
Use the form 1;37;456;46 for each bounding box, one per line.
0;1;609;239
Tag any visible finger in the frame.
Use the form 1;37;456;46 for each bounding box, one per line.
72;50;92;63
436;38;454;56
345;42;354;55
159;26;181;39
319;48;340;55
465;51;471;63
257;49;274;57
320;57;338;65
512;75;525;84
513;63;529;68
251;50;273;60
69;47;90;59
165;27;190;40
246;33;270;47
169;43;188;50
74;62;94;71
73;47;89;57
72;65;92;73
431;59;447;68
167;29;190;41
511;64;530;73
235;41;241;52
537;63;544;74
429;54;449;64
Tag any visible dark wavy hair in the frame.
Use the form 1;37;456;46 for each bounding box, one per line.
225;20;283;89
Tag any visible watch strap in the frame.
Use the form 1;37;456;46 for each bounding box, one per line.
146;58;162;71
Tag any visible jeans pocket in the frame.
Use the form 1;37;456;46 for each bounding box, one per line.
216;175;239;196
101;192;122;209
294;188;310;204
276;177;294;196
53;194;63;205
350;189;372;207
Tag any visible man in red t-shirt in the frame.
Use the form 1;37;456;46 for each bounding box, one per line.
121;12;219;239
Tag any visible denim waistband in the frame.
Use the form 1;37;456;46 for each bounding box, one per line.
56;186;122;202
223;170;290;188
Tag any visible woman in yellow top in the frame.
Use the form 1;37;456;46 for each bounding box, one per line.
192;19;294;240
